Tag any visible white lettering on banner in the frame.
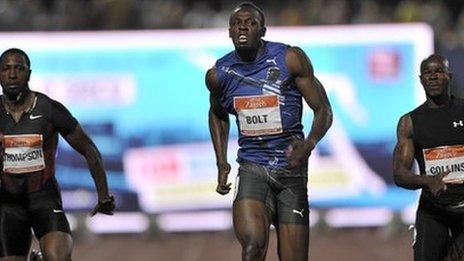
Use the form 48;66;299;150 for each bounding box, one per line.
123;141;241;213
234;94;282;136
31;74;136;106
3;134;45;174
423;145;464;181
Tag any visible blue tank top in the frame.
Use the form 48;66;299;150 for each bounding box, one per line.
215;41;304;168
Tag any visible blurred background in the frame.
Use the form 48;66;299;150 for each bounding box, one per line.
1;0;463;260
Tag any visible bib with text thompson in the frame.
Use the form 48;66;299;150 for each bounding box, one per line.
3;134;45;174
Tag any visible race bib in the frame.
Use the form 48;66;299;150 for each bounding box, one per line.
234;94;283;136
423;145;464;181
3;134;45;174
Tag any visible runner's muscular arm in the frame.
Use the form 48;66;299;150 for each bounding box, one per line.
393;114;447;195
392;114;426;189
286;47;333;164
63;125;112;203
206;68;232;195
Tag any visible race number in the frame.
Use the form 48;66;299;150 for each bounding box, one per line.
423;145;464;181
3;134;45;174
234;94;283;136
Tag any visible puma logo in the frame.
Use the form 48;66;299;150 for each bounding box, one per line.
266;57;277;65
292;208;304;218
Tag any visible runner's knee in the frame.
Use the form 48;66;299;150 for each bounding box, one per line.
242;240;267;261
42;247;71;261
40;232;72;261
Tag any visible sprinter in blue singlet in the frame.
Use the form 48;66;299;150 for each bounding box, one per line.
206;2;333;260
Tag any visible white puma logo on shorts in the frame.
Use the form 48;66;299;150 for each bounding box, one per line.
292;208;304;218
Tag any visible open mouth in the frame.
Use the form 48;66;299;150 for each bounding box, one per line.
238;34;248;44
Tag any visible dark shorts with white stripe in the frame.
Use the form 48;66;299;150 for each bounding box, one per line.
0;179;71;257
234;161;309;225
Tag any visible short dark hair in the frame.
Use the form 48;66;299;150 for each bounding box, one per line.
231;2;265;27
0;48;31;68
420;54;449;73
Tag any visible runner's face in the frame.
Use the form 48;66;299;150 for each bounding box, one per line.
229;8;264;52
0;53;30;100
420;59;450;98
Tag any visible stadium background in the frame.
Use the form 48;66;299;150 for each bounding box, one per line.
2;0;464;260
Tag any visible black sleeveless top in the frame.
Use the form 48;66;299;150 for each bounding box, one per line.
411;97;464;205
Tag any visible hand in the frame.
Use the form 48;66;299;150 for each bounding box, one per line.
443;172;464;184
90;195;115;216
216;163;232;195
425;171;450;197
29;249;43;261
443;177;464;184
286;139;315;168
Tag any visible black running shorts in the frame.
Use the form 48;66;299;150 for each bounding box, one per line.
234;161;309;225
0;179;71;257
413;197;464;260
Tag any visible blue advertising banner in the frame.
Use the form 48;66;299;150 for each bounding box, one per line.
0;24;433;227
